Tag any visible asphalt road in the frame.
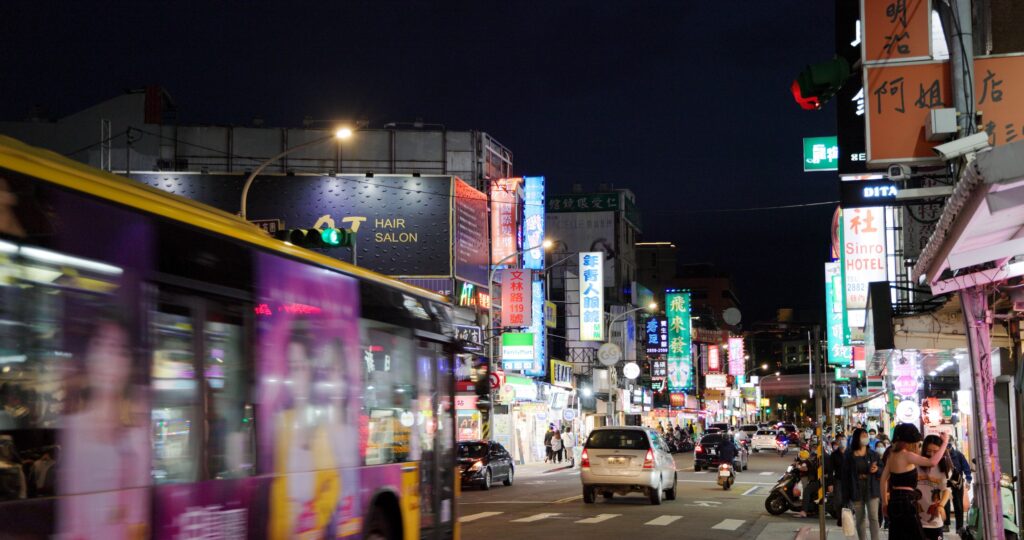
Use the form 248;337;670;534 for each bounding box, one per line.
457;450;850;540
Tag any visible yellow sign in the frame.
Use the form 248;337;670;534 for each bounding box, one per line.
550;359;573;388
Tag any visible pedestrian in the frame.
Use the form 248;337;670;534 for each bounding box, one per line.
550;431;563;464
562;426;576;467
880;423;949;539
917;435;952;540
946;440;971;534
842;428;881;540
543;424;555;463
828;438;845;526
868;429;878;452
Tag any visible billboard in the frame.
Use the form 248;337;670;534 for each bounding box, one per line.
727;337;745;376
579;252;604;341
522;176;546;270
840;207;887;328
666;291;693;390
454;178;489;286
546;212;615;286
500;268;532;328
825;262;853;366
491;178;521;265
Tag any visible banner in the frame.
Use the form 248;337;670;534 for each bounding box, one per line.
522;176;546;270
491;178;521;265
579;252;604;340
500;268;532;328
666;291;693;390
825;262;853;366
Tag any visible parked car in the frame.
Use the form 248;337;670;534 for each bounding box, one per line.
694;433;748;472
458;440;514;490
751;429;781;452
580;426;678;505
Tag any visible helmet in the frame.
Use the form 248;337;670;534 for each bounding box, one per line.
798;449;810;461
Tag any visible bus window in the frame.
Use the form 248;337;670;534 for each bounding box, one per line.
203;303;254;480
151;304;199;483
362;323;416;466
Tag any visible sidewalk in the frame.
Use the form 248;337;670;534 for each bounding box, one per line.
755;522;963;540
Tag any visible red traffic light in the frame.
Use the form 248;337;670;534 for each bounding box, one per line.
791;79;821;111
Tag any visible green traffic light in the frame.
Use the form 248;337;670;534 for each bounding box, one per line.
321;228;341;246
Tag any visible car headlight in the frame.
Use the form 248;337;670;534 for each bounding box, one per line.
469;460;483;472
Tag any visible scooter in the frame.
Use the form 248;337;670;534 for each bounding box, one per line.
961;473;1020;540
718;463;735;490
764;464;839;518
777;439;789;457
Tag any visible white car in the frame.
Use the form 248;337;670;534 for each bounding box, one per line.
751;429;780;452
580;426;678;505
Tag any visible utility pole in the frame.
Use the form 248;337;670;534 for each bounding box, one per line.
813;326;825;540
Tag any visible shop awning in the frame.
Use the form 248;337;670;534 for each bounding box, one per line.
842;390;886;409
914;140;1024;294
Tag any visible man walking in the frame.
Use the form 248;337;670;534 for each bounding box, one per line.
543;424;555;463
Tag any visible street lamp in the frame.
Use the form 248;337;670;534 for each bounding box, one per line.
239;127;354;220
486;239;554;366
605;302;658;341
744;363;769;378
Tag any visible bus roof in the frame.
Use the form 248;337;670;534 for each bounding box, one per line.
0;135;449;304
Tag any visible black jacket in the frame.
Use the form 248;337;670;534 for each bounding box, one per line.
841;449;881;502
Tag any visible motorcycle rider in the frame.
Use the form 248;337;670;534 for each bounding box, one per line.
795;449;820;518
719;436;738;473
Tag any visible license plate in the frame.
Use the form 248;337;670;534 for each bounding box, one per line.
607;457;627;466
708;449;716;455
719;469;732;477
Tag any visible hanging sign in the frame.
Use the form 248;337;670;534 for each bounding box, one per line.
579;252;604;340
666;291;693;390
826;262;853;366
500;268;532;328
707;345;721;373
728;337;745;376
892;351;920;398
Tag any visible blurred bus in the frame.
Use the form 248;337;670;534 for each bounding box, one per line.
0;136;460;539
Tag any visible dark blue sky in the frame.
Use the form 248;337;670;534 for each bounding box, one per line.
1;1;838;322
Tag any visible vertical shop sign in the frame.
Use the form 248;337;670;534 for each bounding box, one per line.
707;344;721;373
579;252;604;341
892;350;921;398
491;178;521;264
825;262;853;366
500;268;532;328
841;207;887;329
727;337;745;376
524;280;546;377
666;291;693;390
644;316;668;354
861;0;932;64
522;176;546;270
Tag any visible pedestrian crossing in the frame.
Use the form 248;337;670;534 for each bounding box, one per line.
460;510;748;530
644;515;683;526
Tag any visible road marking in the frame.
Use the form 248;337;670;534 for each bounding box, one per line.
760;471;775;476
459;511;503;523
511;513;561;523
643;516;684;528
712;519;746;530
554;495;583;504
742;485;761;496
688;500;723;507
576;513;621;524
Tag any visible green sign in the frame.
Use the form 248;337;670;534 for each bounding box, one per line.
825;262;853;367
940;398;953;418
501;332;535;371
666;291;692;390
546;193;619;213
803;136;839;172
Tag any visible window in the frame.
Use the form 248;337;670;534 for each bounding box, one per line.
585;430;650;450
362;322;416;465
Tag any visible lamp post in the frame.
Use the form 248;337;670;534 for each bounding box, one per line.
740;364;768;423
239;127;353;220
603;302;657;426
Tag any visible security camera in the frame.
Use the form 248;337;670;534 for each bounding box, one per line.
887;164;912;181
932;132;991;161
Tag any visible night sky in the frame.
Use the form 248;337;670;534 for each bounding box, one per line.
1;1;838;323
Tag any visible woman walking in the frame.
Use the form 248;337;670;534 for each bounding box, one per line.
842;427;881;540
550;431;563;464
918;435;952;540
880;424;949;539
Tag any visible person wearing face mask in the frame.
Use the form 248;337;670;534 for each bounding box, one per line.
843;428;881;540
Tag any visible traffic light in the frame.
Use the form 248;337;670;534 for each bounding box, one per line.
791;56;851;110
275;228;353;249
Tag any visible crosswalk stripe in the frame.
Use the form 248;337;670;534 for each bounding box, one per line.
511;513;561;523
759;471;774;476
712;519;745;530
459;511;503;523
576;513;621;524
742;485;760;496
645;515;683;526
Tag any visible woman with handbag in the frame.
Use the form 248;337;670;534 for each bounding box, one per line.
843;427;882;540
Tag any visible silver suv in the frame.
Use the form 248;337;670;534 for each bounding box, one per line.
580;426;678;505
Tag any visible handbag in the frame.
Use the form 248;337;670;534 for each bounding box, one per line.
841;507;856;537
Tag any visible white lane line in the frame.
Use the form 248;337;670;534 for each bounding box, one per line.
645;515;683;526
511;513;561;523
678;479;777;485
712;519;746;530
759;471;775;476
554;495;583;504
459;511;503;523
576;513;621;524
742;485;760;496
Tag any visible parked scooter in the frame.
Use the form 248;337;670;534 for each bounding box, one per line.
961;473;1020;540
718;462;735;490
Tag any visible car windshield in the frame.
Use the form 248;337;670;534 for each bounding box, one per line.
741;425;757;431
585;430;650;450
458;443;488;459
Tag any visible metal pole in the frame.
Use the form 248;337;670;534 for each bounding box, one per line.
813;326;825;540
239;134;337;220
943;0;976;137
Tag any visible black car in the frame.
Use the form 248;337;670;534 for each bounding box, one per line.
693;433;748;472
458;440;514;490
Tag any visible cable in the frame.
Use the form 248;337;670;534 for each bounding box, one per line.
946;0;975;135
62;129;127;157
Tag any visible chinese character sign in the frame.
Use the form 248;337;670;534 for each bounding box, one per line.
523;280;546;376
500;268;533;328
841;207;887;328
666;291;692;390
728;337;745;376
645;316;668;355
825;262;853;366
802;136;840;171
579;252;604;341
491;178;521;265
707;345;721;373
522;176;546;270
862;0;931;64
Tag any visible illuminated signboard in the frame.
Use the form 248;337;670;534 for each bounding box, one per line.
840;207;887;328
457;282;476;307
651;359;667;378
501;332;534;371
803;136;840;172
707;345;721;373
500;268;532;327
522;176;546;270
666;291;693;390
892;350;920;399
825;262;853;366
491;178;521;265
550;359;573;388
644;316;668;355
524;280;546;377
579;252;604;341
728;337;745;376
840;179;899;208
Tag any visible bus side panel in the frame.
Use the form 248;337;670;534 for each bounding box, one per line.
151;477;269;538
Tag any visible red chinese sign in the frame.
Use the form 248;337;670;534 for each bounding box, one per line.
490;178;521;264
707;345;721;373
862;0;932;64
500;268;532;327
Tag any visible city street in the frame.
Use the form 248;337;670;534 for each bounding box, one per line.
459;451;852;540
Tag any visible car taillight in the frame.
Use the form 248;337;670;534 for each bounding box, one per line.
695;444;703;453
581;448;590;469
642;448;655;469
